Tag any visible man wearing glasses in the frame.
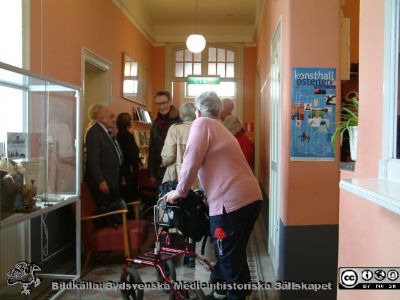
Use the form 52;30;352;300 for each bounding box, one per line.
148;90;181;186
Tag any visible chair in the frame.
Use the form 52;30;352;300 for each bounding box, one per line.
78;182;149;269
138;168;158;212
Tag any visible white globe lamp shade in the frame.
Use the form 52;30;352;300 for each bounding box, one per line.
186;34;206;53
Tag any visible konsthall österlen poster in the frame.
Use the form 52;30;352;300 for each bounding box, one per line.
290;68;336;161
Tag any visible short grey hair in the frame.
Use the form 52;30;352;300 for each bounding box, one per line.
223;115;242;135
179;102;196;122
195;91;222;117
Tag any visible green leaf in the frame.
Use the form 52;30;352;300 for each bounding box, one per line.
331;97;359;149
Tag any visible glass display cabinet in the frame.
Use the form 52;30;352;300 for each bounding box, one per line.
0;62;81;299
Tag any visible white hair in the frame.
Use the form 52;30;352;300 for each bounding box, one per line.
179;102;196;121
88;103;107;121
195;91;222;117
223;115;242;135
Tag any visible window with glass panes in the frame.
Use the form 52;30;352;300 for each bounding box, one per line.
174;46;238;98
0;0;26;146
123;60;139;96
174;47;236;79
175;49;202;77
207;47;235;78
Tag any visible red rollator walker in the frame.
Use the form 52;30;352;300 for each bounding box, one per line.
120;190;213;300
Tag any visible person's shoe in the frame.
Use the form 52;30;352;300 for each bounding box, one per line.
206;291;227;299
183;255;196;268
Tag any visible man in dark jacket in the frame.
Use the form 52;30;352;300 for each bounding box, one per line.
85;104;124;227
148;91;180;185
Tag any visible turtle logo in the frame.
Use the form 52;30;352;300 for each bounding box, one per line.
7;261;42;295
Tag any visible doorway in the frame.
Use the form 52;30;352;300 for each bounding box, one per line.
80;48;112;177
268;20;282;275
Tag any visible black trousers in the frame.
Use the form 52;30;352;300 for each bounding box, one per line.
90;185;124;228
210;200;262;300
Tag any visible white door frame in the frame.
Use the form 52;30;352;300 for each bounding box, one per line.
81;47;112;102
80;48;112;179
268;19;282;275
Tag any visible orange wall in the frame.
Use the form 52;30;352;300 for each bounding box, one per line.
243;47;257;140
343;0;360;64
150;47;166;116
342;0;359;148
287;0;340;226
256;0;340;226
338;1;400;299
30;0;155;116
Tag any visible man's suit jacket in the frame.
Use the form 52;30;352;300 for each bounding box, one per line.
85;122;121;190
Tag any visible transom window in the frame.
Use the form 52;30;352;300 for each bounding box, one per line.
207;47;235;78
175;49;202;77
174;47;236;79
174;46;238;98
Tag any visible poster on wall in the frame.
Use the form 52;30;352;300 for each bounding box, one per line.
290;68;336;161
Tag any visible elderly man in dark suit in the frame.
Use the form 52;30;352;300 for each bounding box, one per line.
85;104;124;227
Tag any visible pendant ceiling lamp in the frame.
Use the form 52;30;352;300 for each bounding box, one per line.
186;0;206;53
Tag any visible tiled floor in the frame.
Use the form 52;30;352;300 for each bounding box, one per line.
60;218;278;299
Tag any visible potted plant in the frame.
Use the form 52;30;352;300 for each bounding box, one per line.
331;96;359;160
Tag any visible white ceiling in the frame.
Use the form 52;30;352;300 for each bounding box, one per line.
113;0;264;44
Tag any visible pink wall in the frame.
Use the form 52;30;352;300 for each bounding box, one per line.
30;0;155;116
287;0;340;225
257;0;340;226
338;1;400;298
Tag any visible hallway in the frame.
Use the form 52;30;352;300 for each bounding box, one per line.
59;219;278;300
2;1;400;299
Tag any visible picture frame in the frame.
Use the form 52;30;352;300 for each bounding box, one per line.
122;52;147;105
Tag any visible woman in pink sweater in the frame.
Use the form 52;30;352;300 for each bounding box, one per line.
166;91;262;300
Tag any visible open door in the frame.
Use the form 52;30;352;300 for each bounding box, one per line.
268;20;282;274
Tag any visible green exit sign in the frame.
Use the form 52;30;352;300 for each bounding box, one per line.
187;76;220;84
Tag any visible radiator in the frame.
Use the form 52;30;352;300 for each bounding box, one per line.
0;222;28;285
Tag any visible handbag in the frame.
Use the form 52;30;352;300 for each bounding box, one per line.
159;181;209;242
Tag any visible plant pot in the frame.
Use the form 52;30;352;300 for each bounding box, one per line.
349;126;358;161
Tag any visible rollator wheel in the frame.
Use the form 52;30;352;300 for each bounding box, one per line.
120;266;144;300
156;260;176;293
